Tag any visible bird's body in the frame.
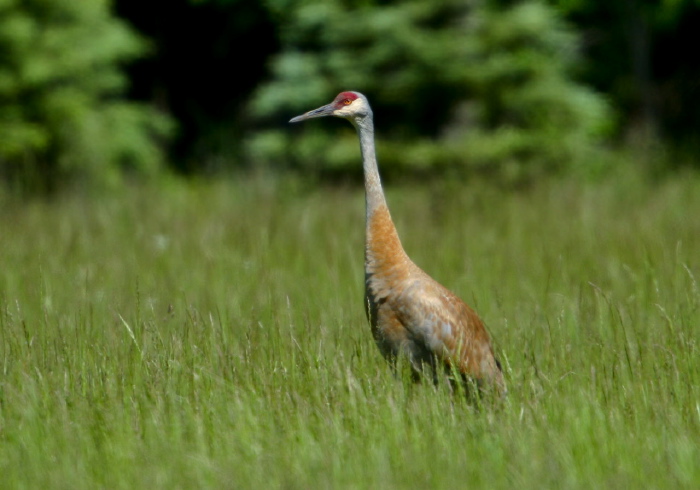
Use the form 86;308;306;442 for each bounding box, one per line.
291;91;505;394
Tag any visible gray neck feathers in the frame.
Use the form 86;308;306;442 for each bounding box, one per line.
352;114;387;218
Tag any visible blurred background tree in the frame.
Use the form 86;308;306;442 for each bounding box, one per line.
549;0;700;156
115;0;278;175
250;0;611;183
0;0;171;193
1;0;699;193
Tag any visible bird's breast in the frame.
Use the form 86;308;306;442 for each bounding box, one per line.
364;206;413;306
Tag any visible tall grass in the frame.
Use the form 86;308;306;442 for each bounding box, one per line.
0;170;698;488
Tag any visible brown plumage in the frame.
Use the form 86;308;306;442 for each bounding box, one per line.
291;91;505;395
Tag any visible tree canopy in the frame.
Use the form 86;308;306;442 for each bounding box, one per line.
2;0;700;192
0;0;170;192
250;0;611;182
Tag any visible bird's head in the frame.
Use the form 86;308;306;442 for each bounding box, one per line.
289;91;372;124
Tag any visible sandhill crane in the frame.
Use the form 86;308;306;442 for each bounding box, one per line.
290;91;505;396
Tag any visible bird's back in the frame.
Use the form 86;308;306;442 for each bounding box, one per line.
364;204;505;393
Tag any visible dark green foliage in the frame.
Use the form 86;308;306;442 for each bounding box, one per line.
0;0;171;192
547;0;700;155
113;0;279;174
249;0;611;183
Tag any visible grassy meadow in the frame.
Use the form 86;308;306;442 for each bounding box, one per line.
0;169;699;488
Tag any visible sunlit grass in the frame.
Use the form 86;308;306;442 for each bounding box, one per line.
0;170;698;488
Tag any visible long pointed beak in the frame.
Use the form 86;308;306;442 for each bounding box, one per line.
289;103;335;123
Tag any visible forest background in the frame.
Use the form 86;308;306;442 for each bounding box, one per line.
1;0;699;191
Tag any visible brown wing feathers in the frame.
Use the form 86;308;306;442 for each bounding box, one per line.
365;205;505;393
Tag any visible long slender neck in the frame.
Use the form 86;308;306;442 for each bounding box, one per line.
353;115;387;218
353;114;409;276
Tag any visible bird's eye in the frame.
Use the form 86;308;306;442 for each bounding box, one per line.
343;99;352;105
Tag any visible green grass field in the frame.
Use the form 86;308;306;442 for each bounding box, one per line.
1;170;698;488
